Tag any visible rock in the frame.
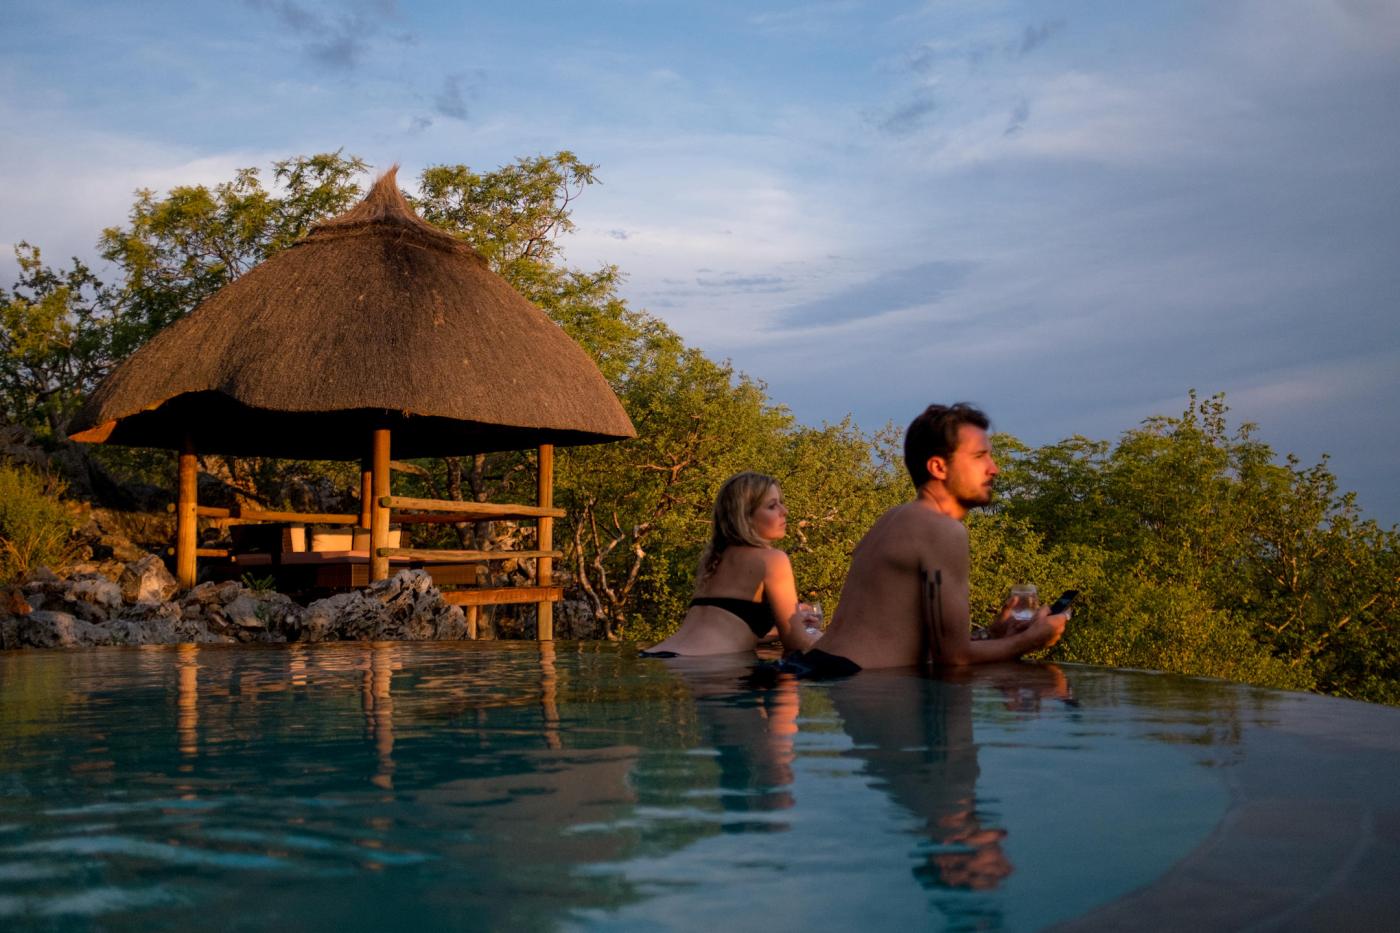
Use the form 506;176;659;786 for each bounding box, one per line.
65;575;123;622
18;610;113;648
555;599;600;639
2;587;31;617
119;555;178;604
23;566;62;588
302;570;465;642
222;595;266;629
182;582;225;607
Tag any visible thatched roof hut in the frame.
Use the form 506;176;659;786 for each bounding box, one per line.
69;168;635;459
69;169;634;612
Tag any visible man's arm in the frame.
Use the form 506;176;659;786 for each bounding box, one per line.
926;531;1066;666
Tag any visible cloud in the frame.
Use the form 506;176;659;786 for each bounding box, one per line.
434;74;471;120
242;0;407;71
1004;97;1030;135
695;273;789;292
873;96;939;135
1015;20;1065;57
771;261;973;329
747;1;863;35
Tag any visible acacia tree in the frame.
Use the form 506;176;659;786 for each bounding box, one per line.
0;245;115;441
993;392;1400;701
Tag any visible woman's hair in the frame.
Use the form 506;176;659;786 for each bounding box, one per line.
698;471;779;579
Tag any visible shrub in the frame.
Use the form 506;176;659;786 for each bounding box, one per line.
0;463;80;583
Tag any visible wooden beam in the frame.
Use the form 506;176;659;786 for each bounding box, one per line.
376;548;562;562
176;436;198;589
178;504;357;523
377;495;564;519
370;429;391;582
537;443;555;641
441;586;564;607
359;461;372;529
236;509;358;523
393;511;554;525
166;547;229;558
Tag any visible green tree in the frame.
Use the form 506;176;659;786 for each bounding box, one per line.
995;391;1398;700
98;152;367;354
0;245;116;440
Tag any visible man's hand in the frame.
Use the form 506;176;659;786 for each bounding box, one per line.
1026;607;1068;650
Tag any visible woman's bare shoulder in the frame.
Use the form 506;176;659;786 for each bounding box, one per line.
724;545;790;569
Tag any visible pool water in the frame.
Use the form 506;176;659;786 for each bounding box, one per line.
1;643;1398;931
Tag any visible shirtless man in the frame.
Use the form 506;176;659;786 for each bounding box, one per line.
804;403;1067;673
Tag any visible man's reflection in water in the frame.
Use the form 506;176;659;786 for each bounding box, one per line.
827;663;1074;899
657;654;801;817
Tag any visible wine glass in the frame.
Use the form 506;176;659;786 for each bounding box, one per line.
1006;584;1039;625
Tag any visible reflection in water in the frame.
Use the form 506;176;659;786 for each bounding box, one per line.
176;644;199;762
825;663;1076;926
658;655;801;816
539;641;561;750
0;645;1291;930
362;644;398;790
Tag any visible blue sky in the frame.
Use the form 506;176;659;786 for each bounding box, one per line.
4;1;1399;525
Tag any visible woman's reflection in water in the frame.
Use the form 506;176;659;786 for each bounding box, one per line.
657;654;801;818
826;662;1074;897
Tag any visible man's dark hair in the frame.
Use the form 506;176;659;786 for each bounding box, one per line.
903;402;991;488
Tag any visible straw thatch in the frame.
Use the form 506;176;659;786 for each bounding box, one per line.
69;169;635;460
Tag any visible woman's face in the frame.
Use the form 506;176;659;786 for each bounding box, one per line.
749;484;788;542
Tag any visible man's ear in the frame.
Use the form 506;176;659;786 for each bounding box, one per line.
926;455;947;481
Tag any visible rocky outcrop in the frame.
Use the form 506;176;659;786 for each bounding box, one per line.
0;559;468;649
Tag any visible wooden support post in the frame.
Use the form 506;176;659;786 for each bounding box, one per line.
536;443;555;641
359;460;373;529
176;436;198;590
370;429;391;583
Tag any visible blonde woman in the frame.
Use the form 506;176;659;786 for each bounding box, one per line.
642;471;820;657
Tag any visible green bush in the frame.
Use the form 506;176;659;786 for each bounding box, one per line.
0;463;79;584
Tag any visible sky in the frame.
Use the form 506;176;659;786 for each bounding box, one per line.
3;0;1398;526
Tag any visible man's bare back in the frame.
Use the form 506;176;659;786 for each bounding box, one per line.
812;406;1066;671
816;501;971;669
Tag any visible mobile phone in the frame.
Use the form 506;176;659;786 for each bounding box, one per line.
1048;590;1079;615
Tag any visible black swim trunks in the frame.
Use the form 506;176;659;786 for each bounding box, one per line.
637;649;681;658
748;648;861;684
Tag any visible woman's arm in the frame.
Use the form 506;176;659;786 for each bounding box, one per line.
763;550;819;653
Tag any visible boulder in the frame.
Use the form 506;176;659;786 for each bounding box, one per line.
16;610;113;648
119;555;178;604
302;570;465;642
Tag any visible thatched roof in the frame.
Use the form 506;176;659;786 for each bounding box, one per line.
69;169;635;460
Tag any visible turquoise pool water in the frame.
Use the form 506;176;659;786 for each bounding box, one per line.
1;643;1397;931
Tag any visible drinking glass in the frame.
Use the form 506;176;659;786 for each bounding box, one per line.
804;601;825;637
1006;584;1039;624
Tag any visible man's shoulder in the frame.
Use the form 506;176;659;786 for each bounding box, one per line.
878;501;967;536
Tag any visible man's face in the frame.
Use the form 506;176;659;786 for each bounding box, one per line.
939;425;999;509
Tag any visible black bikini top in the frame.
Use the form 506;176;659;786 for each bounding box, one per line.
689;596;776;638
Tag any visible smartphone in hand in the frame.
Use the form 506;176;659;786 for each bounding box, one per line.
1048;590;1079;615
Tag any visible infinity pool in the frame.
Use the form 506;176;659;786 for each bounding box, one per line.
1;643;1397;930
